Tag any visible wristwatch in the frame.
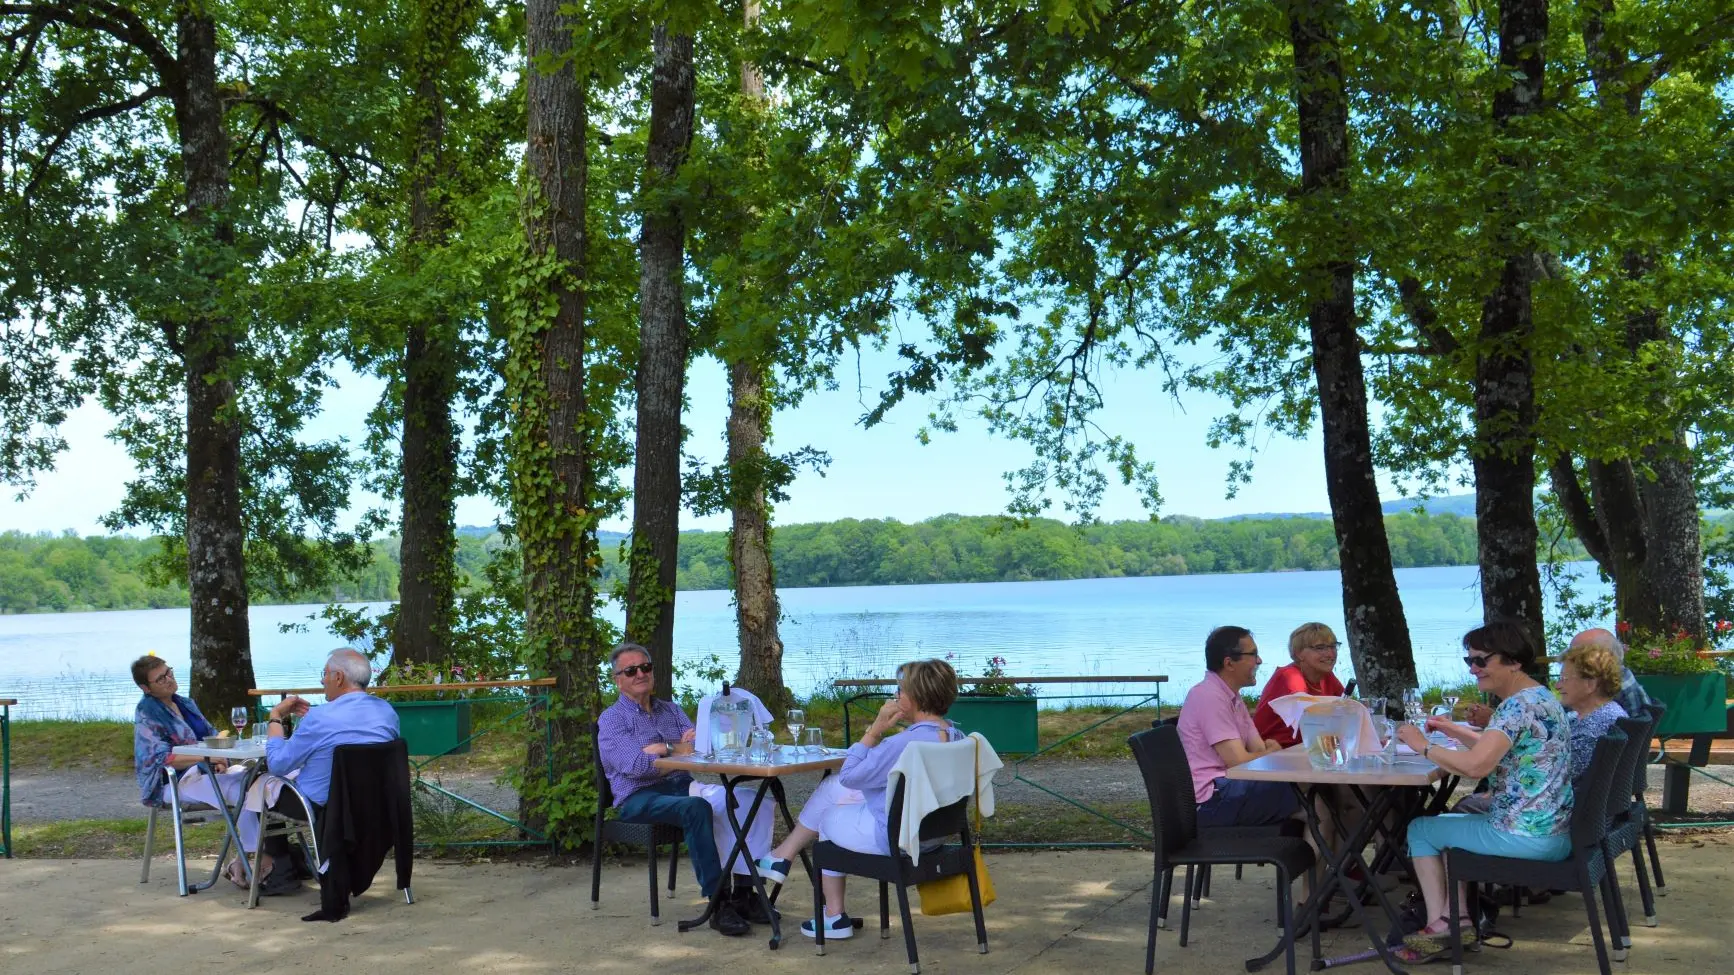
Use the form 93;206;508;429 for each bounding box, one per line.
1422;743;1432;759
267;717;284;726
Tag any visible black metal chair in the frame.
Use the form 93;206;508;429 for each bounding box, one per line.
589;724;682;924
1597;712;1659;953
809;752;989;974
1128;726;1315;975
1631;701;1668;896
1443;730;1629;975
1146;714;1302;924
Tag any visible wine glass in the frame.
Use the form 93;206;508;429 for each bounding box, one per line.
1443;693;1461;719
785;708;806;747
230;706;249;737
1402;688;1425;725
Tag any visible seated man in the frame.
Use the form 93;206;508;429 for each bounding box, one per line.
260;648;400;893
1253;622;1347;747
1573;627;1654;718
596;642;751;936
1179;626;1297;827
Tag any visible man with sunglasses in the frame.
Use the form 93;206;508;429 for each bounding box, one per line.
597;642;750;936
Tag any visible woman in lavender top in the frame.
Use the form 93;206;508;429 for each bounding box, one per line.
1557;642;1628;782
756;658;963;941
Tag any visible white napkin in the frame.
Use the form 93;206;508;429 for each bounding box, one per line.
1267;693;1383;757
693;687;775;750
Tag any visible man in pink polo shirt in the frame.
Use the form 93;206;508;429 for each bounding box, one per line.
1178;626;1300;827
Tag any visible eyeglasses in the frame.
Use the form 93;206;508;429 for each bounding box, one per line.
615;662;654;678
1463;654;1497;669
1306;642;1342;652
149;667;175;686
1228;652;1262;661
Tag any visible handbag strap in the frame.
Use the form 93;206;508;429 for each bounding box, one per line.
969;735;984;847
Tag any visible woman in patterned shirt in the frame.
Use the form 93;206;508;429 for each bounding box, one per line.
1393;620;1574;961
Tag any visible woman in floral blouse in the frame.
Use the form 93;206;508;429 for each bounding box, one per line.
1393;621;1574;962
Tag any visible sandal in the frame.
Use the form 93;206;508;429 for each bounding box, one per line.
1402;923;1479;953
224;858;249;890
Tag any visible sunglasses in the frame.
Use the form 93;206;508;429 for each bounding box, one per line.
615;662;654;678
1463;654;1500;669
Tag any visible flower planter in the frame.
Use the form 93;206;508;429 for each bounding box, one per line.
945;696;1039;755
392;699;473;756
1635;674;1729;736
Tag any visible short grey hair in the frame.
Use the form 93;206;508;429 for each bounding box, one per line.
609;642;651;672
327;648;372;687
1607;637;1627;662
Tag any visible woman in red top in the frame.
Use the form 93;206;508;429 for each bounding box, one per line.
1253;622;1346;746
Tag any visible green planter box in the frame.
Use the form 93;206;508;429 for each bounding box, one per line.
1636;674;1729;736
393;699;473;756
946;696;1039;755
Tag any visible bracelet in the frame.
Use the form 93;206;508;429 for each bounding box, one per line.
267;717;284;725
1423;743;1432;759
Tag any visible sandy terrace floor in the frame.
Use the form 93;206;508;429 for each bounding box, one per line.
2;833;1729;975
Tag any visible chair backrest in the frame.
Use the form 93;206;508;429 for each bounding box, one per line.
590;722;615;811
1607;712;1653;821
1127;726;1196;862
882;776;972;857
1635;701;1667;800
1569;728;1628;850
330;739;413;800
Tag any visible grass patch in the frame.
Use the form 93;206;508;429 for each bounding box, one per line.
13;816;234;859
11;719;134;773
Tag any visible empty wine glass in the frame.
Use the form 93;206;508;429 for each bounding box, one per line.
803;726;824;754
1443;693;1461;717
785;708;806;747
230;706;249;736
1402;688;1425;724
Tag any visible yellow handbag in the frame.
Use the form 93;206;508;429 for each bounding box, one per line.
917;737;997;916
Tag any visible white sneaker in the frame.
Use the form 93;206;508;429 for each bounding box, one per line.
755;856;792;886
801;912;854;939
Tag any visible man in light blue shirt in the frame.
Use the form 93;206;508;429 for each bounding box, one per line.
259;648;398;884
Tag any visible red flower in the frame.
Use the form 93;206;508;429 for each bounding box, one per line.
1716;620;1732;634
1616;620;1632;635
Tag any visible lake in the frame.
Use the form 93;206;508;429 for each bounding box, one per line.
0;563;1608;721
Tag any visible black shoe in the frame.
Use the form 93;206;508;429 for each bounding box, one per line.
711;900;751;936
733;884;777;925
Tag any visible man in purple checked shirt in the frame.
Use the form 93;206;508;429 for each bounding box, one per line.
597;642;750;936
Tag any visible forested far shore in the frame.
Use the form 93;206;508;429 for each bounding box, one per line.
0;510;1595;614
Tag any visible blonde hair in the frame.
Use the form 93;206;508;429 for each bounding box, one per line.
1288;622;1337;660
1561;642;1623;699
897;659;960;715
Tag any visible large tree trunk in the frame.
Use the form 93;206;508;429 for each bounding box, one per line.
517;0;599;842
176;6;255;718
728;357;787;709
1287;0;1417;703
394;0;465;666
627;25;695;702
727;1;788;710
1473;0;1548;657
1644;445;1704;636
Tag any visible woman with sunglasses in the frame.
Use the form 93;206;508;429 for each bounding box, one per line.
1392;621;1574;963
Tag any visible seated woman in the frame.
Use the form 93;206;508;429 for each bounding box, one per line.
1253;622;1346;747
1395;621;1574;962
754;658;963;940
1557;642;1628;782
132;654;256;885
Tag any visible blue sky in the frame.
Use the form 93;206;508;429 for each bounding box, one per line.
0;341;1412;536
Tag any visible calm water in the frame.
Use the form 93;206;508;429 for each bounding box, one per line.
0;563;1608;721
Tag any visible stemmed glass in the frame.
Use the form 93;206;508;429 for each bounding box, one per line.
1402;688;1425;725
230;706;249;737
785;708;806;748
1443;693;1461;717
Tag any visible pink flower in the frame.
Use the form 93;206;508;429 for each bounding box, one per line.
1649;649;1662;659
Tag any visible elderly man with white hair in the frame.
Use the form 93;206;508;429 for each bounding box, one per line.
255;648;400;893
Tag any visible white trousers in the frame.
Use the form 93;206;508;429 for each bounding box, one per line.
797;776;888;877
690;783;775;876
174;766;260;852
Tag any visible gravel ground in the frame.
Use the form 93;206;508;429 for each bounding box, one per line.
12;758;1734;825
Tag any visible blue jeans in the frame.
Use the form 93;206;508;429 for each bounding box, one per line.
1196;777;1300;829
616;776;723;896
